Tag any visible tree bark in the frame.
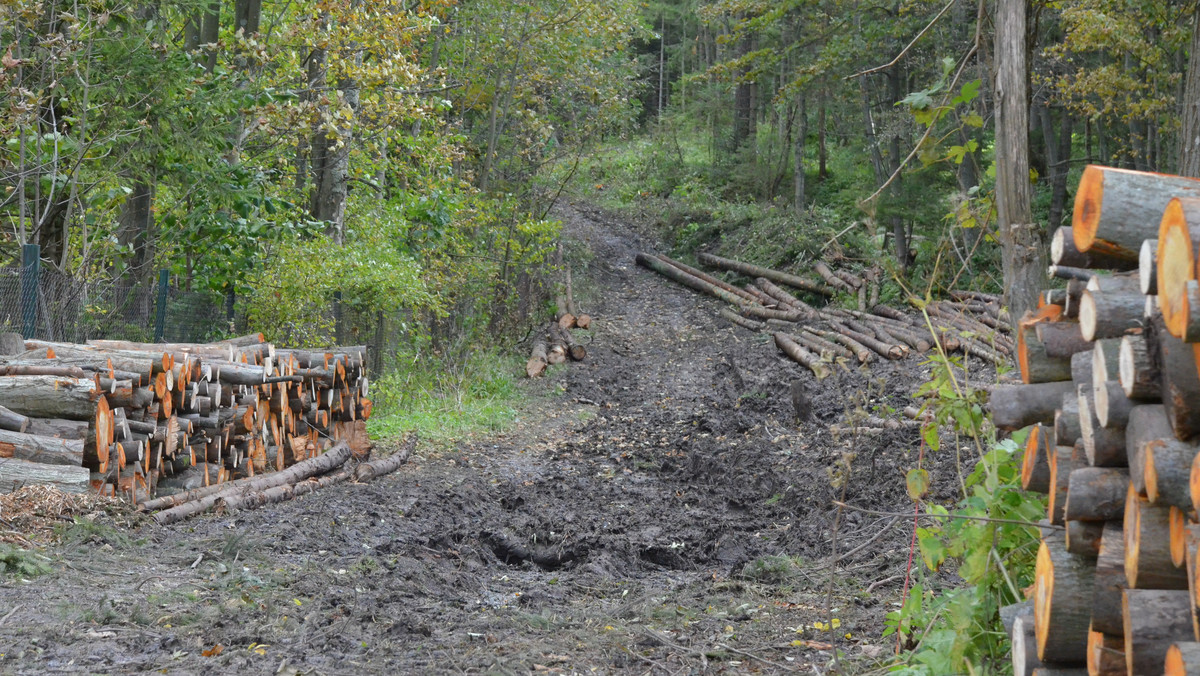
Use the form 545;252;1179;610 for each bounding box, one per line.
990;381;1076;430
1180;6;1200;178
1124;484;1189;589
1092;522;1126;635
994;0;1044;327
1122;589;1194;675
0;430;83;466
0;458;89;494
1034;534;1094;661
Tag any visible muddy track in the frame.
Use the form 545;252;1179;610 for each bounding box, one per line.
0;204;984;674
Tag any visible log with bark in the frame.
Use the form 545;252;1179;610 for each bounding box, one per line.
1159;197;1200;338
636;253;752;308
0;458;90;493
1119;332;1159;400
991;382;1077;431
526;342;548;378
1065;520;1105;558
1127;404;1174;496
1052;226;1140;270
1048;445;1076;525
1019;308;1075;383
1073;165;1200;258
1125;484;1190;589
152;442;354;525
1055;393;1082;448
1078;288;1146;342
1144;437;1199;509
774;333;831;380
1022;424;1054;493
353;435;416;482
1086;628;1125;676
696;253;836;297
1122;589;1195;675
1167;643;1200;676
814;261;856;293
1064;467;1128;521
1158;318;1200;441
1035;534;1095;661
1078;385;1126;467
656;254;761;306
1092;522;1126;636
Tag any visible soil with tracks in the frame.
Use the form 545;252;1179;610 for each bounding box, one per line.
0;204;989;674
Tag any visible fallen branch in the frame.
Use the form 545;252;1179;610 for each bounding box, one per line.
354;435;417;482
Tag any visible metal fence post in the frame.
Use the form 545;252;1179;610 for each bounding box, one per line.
153;269;169;343
19;243;40;339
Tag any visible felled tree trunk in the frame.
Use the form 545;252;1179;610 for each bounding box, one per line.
1073;165;1200;258
0;458;89;493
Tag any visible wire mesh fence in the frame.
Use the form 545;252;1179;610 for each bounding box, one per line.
0;247;242;345
2;244;552;377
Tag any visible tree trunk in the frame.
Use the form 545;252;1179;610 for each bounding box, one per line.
1049;110;1074;230
994;0;1044;327
1181;7;1200;178
793;95;807;214
0;458;89;494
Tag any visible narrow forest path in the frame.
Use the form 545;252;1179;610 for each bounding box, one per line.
0;204;970;674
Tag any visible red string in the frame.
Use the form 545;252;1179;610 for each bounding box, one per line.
898;411;930;655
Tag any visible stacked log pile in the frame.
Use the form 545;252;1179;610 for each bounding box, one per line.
633;251;1011;377
526;278;591;378
0;333;375;510
998;164;1200;675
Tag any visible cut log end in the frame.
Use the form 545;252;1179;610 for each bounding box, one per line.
1071;165;1105;253
1034;541;1055;659
1141;238;1158;295
1159;197;1199;338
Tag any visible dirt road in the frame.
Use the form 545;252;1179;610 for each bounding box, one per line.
0;205;970;674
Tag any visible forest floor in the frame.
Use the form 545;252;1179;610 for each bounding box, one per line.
0;204;991;674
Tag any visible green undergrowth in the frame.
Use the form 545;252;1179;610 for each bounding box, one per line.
884;351;1043;674
367;350;524;447
553;123;1003;302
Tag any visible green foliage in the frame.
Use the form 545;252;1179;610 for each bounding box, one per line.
367;349;522;445
883;352;1043;674
0;545;52;578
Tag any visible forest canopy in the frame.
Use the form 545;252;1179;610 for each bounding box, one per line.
0;0;643;351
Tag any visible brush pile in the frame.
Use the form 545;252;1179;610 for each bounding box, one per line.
995;164;1200;676
0;334;378;513
633;251;1010;377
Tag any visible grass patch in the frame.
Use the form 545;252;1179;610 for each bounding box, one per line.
367;349;524;446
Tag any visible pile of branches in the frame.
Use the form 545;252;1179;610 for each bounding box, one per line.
634;251;1010;379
